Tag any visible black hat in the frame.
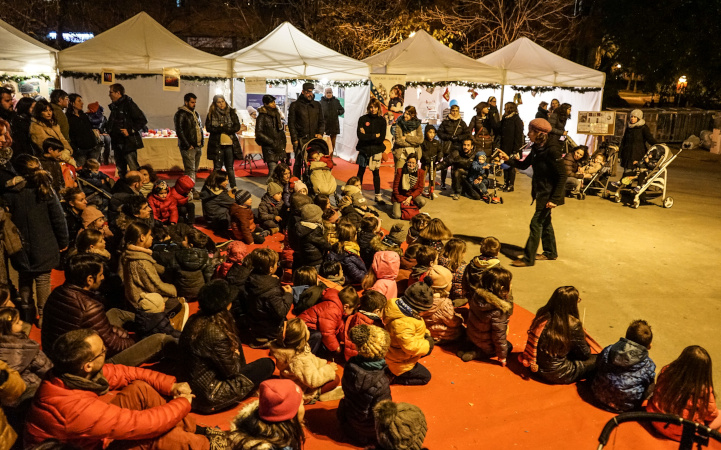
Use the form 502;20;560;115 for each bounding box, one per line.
262;94;276;105
403;279;434;312
198;280;231;315
302;82;315;91
235;189;252;205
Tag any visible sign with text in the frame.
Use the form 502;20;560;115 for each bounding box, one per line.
245;77;267;94
577;111;616;135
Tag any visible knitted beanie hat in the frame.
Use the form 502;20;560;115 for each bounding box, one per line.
374;401;428;450
290;193;313;212
630;109;643;120
258;379;303;422
235;189;252;205
427;265;453;292
152;180;168;195
349;324;390;359
19;83;35;95
267;182;284;197
403;280;434;312
293;180;308;193
226;241;249;263
197;279;231;315
81;205;105;228
529;118;552;134
137;293;165;314
300;204;323;224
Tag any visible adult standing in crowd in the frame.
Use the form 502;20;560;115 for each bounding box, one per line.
469;101;496;153
66;93;100;167
29;99;73;158
87;101;112;165
437;104;470;190
206;94;241;190
549;98;560;115
536;101;549;120
174;93;205;184
391;153;426;219
499;102;525;193
10;97;35;159
321;87;344;152
548;102;572;146
499;118;566;268
255;94;287;184
108;83;147;178
393;105;424;170
618;109;657;173
288;82;324;177
50;89;70;141
355;98;386;204
0;87;13;123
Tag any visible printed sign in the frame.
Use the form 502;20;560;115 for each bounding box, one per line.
163;68;180;92
577;111;616;135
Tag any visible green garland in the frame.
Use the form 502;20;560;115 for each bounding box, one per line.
60;71;228;84
0;74;52;83
510;85;602;93
406;81;501;89
256;78;369;88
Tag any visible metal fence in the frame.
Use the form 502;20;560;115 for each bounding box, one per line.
607;108;719;143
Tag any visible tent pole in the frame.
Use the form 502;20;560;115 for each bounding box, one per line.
228;59;235;107
499;85;505;110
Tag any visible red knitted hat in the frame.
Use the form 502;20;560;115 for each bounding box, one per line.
529;118;552;134
258;379;303;422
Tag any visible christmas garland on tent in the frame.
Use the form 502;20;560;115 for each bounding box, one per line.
60;71;228;84
0;74;52;83
256;78;369;88
406;81;501;89
510;85;602;93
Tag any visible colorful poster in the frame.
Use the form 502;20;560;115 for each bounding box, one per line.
163;68;180;92
101;69;115;85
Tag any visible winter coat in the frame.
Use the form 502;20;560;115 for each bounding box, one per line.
219;262;252;307
535;107;549;120
437;116;471;154
393;122;424;166
461;256;500;299
438;256;467;301
420;293;464;343
369;251;401;301
179;315;255;414
620;123;657;169
326;242;367;286
41;283;136;356
343;311;385;361
63;203;84;245
51;103;70;140
205;107;242;160
119;246;178;308
200;185;234;225
173;107;204;151
646;367;719;441
0;334;52;403
134;310;180;340
77;168;111;194
383;298;430;376
0;360;23;449
592;338;656;412
107;95;147;153
392;166;425;203
288;95;325;144
241;273;293;341
468;114;495;151
337;357;392;445
174;247;214;299
420;138;443;166
499;113;525;155
257;193;282;225
10;113;35;158
536;318;593;384
395;254;417;296
358;231;403;269
356;113;386;157
270;345;336;396
509;140;567;206
24;364;191;450
298;288;345;352
4;187;68;273
169;176;194;206
293;222;330;268
467;288;514;360
320;96;344;135
292;283;328;316
548;111;568;145
37;154;65;193
229;204;257;245
148;193;179;224
66;110;98;152
563;152;584;179
254;105;287;163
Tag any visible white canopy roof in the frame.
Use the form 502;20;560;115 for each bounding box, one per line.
363;30;503;84
226;22;369;81
0;19;57;74
478;37;605;88
58;12;229;77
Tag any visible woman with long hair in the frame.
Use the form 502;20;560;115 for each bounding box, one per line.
519;286;595;384
29;99;73;160
548;102;572;145
206;95;241;189
356;98;387;205
469;101;496;153
498;102;525;192
199;169;235;234
66;93;100;167
180;280;275;414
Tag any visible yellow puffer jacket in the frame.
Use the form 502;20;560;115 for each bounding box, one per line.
0;360;26;450
383;298;430;376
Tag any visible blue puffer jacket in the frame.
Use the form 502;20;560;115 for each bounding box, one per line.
591;338;656;412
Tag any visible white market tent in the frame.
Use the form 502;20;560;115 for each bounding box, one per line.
478;37;606;145
0;19;57;74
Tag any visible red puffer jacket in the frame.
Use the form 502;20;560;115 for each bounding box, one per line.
170;175;195;206
148;193;179;224
229;203;256;244
298;289;344;352
24;364;191;449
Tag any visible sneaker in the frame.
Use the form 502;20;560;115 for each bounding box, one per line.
441;183;448;190
375;194;386;205
504;185;514;192
610;181;621;188
318;386;345;402
432;192;439;199
169;301;189;332
451;194;460;200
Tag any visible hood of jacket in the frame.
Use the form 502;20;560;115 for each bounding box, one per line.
472;287;513;314
372;251;401;280
607;337;649;368
175;247;209;271
122;246;156;263
400;255;417;271
173;176;195;195
467;255;500;273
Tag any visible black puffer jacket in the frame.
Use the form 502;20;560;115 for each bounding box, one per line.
241;273;293;341
200;185;234;225
179;315;255;414
224;263;252;306
337;357;392;445
325;247;367;286
173;107;204;151
467;287;514;361
293;223;330;268
537;318;593;385
535;107;549;120
320;96;344;135
509;140;567;206
548;111;568;145
499;113;525;155
107;95;147;152
288;95;324;144
205;107;242;160
257;193;282;224
174;247;215;299
63;203;84;246
255;106;287;163
66;110;98;151
437;117;470;154
356;114;386;157
0;334;52;398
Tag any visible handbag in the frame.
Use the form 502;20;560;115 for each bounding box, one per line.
400;202;421;220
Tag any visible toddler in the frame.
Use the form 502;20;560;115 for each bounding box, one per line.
213;240;250;302
174;229;216;300
467;151;491;201
420;265;464;344
134;292;183;340
291;266;328;315
147;180;179;224
326;222;367;286
344;290;387;361
407;245;437;287
308;149;336;196
396;243;422;296
583;153;606;180
438;238;468;306
258;183;283;233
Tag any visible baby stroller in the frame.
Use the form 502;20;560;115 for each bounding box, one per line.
301;138;337;198
484;150;505;204
608;144;679;209
579;143;619;200
596;412;721;450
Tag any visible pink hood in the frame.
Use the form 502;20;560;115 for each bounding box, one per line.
371;251;401;280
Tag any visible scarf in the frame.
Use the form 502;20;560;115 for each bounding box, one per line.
353;357;387;371
342;241;361;256
397;115;421;134
401;166;419;191
180;106;202;147
60;371;110;395
209;105;234;130
503;111;518;119
628;118;646;128
518;319;548;372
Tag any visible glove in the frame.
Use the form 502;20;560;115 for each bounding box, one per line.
424;334;435;356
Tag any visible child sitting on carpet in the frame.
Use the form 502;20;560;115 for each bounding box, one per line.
362;251;401;301
213;241;250;303
344;290;387;361
420;265;463;345
173;229;217;300
293;204;329;270
462;236;502;303
269;318;344;403
371;401;428;450
291;266;328;315
298;285;359;356
341;176;378;217
406;212;430;245
383;280;434;386
258;183;283;234
319;259;345;287
396;243;422;296
407;245;437;287
438;238;468;306
458;266;514;366
148;180;179;225
326;222;367;286
337;324;392;446
169;175;195;224
418;217;453;253
592;319;656;412
230;189;267;245
134;292;183;340
358;215;403;268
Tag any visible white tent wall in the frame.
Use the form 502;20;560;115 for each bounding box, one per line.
403;85;502;124
60;77;227;129
336;84;370;162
